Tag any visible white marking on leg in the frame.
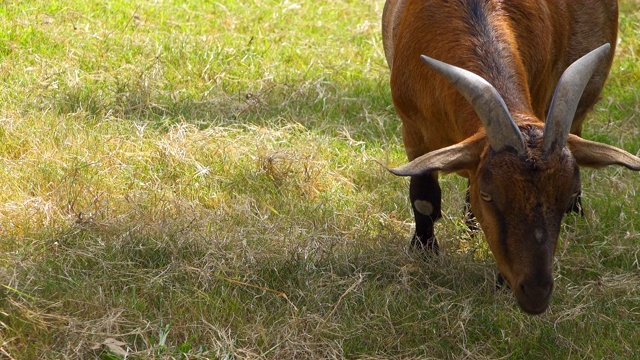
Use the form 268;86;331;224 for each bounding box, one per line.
535;228;544;243
414;200;434;216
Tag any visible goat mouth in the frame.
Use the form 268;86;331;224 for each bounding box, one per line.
517;299;550;315
501;274;553;315
515;289;552;315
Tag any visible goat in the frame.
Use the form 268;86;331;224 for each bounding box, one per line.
382;0;640;314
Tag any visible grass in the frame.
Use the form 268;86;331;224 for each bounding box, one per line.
0;0;639;359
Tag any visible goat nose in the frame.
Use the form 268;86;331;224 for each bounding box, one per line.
520;278;552;301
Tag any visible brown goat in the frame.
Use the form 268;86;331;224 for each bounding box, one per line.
382;0;640;314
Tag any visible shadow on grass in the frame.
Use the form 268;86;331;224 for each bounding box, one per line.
6;211;503;357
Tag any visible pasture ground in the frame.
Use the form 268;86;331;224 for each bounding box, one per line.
1;1;639;358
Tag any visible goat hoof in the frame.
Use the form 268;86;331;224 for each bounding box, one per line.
410;234;439;255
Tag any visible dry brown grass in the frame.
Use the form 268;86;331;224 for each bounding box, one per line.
1;0;640;359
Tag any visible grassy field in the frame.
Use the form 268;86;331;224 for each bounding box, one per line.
1;0;639;358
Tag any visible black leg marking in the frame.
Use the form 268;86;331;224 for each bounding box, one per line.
496;272;509;291
410;173;442;254
464;181;480;235
566;190;585;217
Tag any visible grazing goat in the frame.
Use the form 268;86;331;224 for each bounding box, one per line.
382;0;640;314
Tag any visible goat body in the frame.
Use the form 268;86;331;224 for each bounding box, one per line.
383;0;639;314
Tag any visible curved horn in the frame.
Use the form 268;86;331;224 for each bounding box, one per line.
543;43;611;154
383;140;483;176
421;55;525;154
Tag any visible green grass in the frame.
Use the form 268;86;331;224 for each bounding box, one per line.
1;1;639;359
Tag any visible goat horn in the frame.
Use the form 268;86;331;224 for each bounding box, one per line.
421;55;525;154
543;43;611;154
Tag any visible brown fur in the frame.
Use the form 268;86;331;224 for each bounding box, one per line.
383;0;630;314
384;0;617;155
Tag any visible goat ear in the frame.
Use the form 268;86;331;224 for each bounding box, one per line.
385;138;484;176
567;134;640;170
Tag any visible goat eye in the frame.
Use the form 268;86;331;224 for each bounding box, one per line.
480;191;492;202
